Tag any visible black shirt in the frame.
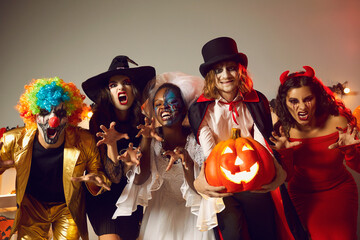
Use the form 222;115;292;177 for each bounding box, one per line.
26;137;65;203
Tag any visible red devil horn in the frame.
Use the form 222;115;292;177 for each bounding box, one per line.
303;66;315;78
280;70;290;85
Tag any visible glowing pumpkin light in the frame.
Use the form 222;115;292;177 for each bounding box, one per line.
205;129;275;193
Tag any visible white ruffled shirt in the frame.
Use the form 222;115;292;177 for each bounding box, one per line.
112;133;224;240
198;94;268;157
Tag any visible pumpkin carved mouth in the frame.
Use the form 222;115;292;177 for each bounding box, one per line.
220;162;259;184
204;130;276;193
220;145;260;184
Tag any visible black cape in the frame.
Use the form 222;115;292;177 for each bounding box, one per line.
188;90;309;240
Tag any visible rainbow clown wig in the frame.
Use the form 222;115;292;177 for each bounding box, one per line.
17;77;87;128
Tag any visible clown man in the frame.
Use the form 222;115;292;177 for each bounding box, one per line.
0;77;111;240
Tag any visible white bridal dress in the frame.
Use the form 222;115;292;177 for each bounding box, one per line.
112;133;224;240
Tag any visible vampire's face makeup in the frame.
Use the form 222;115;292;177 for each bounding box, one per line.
36;103;68;145
108;75;135;111
285;86;316;127
214;61;241;101
153;87;185;127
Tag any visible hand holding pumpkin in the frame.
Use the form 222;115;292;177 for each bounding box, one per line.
251;157;287;193
194;164;233;198
204;137;276;193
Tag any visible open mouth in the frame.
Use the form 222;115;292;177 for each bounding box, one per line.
118;92;128;105
47;128;57;139
161;111;172;120
298;111;309;121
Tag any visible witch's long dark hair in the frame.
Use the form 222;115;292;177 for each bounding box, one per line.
90;86;142;132
89;83;144;163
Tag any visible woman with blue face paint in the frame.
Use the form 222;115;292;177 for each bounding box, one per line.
112;72;224;240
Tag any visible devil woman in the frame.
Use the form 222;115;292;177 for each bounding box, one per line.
271;66;360;240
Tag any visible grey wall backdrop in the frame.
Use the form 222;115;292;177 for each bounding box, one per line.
1;0;359;239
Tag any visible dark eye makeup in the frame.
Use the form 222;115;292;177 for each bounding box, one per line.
39;109;50;116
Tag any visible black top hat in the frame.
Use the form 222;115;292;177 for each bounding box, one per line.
82;55;156;102
199;37;248;77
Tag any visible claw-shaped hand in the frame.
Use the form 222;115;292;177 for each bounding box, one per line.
96;122;129;147
71;173;111;191
136;117;163;142
269;125;301;150
117;143;142;166
163;147;192;172
328;124;360;150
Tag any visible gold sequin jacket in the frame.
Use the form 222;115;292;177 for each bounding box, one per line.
0;125;111;240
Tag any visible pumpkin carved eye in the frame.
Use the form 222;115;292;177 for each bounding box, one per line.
222;146;233;155
242;144;254;151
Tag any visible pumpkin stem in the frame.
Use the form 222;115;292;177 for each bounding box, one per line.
231;128;241;139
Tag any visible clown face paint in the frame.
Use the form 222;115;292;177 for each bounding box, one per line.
286;86;316;127
36;103;68;146
154;87;184;127
108;75;135;111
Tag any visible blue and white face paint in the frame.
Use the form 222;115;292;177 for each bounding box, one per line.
36;103;68;145
153;87;185;127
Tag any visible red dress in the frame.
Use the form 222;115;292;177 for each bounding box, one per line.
282;132;359;240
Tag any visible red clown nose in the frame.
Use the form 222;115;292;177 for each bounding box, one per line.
49;116;60;128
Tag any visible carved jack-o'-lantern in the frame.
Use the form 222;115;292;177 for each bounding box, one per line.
205;129;275;193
